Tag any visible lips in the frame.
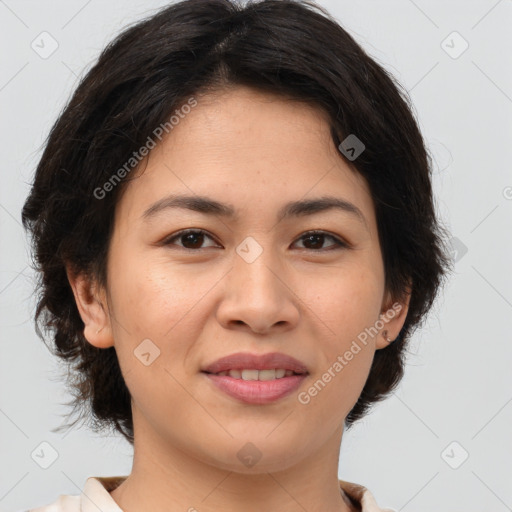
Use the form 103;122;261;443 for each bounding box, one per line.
202;352;309;405
201;351;309;375
204;374;307;404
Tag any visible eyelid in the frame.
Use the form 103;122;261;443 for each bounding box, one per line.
160;228;221;248
293;229;349;250
161;228;350;251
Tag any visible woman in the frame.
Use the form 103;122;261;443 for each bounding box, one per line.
22;0;450;510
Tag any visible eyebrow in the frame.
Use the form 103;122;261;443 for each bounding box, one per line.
142;193;368;228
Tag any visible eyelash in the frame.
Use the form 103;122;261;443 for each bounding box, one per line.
161;229;349;252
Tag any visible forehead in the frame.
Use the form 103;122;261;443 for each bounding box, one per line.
116;86;375;228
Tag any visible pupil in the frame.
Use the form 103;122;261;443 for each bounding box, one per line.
180;233;326;250
184;232;203;248
305;234;323;249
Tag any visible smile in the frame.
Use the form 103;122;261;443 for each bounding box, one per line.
203;371;308;405
212;369;299;380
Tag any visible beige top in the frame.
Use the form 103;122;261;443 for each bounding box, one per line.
28;476;396;511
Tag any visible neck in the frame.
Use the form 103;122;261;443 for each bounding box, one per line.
110;413;357;512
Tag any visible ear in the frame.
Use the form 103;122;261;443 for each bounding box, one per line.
65;265;114;349
375;285;412;350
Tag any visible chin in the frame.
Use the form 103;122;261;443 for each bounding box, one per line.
196;436;309;474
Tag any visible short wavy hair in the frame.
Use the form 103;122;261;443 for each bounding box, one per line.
22;0;451;445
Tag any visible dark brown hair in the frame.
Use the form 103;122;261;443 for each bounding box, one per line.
21;0;451;445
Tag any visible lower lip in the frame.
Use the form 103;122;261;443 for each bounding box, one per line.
203;372;307;404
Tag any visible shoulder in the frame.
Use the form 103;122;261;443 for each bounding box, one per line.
25;475;127;512
339;479;397;512
27;494;80;512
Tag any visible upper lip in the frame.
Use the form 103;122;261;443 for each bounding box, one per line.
202;352;309;374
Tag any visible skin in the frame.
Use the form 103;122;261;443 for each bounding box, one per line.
68;85;410;512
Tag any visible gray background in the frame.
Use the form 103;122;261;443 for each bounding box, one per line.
1;0;511;511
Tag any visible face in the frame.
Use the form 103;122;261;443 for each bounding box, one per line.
71;85;408;473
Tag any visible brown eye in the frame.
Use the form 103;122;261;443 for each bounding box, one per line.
293;231;347;251
163;229;219;250
162;229;348;252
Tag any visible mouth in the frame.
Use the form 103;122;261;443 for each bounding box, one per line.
203;368;304;380
201;352;309;404
201;351;309;374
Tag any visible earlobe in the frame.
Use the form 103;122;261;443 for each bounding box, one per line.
375;288;411;350
65;266;114;349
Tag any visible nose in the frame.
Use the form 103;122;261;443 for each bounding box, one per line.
215;247;300;335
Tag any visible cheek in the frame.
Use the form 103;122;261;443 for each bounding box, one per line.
308;265;383;342
106;259;204;413
303;268;382;408
106;252;231;387
108;252;210;335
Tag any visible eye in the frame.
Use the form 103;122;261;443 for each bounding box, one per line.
162;229;219;250
292;230;348;251
162;229;347;251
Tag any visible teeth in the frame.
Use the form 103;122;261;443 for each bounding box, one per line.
215;369;297;380
258;369;276;381
241;369;260;381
